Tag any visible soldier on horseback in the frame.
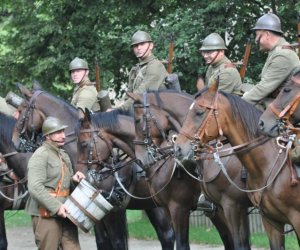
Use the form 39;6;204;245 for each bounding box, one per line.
242;12;300;110
69;57;101;112
198;32;243;96
121;30;168;111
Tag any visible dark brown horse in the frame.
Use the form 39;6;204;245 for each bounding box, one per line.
175;82;300;249
12;85;175;250
259;68;300;137
129;91;252;250
0;112;30;250
76;107;200;250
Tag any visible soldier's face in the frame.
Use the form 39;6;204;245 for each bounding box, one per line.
133;42;153;59
201;50;222;65
255;30;269;51
71;69;88;84
47;130;66;147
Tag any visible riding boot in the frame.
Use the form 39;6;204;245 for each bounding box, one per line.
197;194;216;218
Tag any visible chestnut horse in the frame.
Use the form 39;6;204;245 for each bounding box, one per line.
0;112;30;250
76;108;200;250
129;91;252;250
12;85;175;250
174;82;300;249
259;68;300;137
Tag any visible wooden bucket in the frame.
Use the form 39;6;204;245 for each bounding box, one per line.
64;179;113;233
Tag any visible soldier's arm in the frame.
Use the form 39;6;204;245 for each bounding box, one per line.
218;68;241;94
242;54;294;104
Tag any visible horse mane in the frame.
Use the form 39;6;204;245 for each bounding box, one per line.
221;92;262;138
90;109;132;130
0;112;16;145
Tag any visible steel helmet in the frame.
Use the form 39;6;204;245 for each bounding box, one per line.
199;33;227;51
131;31;152;46
42;117;68;136
69;57;89;71
252;13;283;34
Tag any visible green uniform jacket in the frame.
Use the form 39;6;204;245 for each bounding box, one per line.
25;141;74;216
242;38;300;105
205;56;242;95
0;97;13;116
71;77;100;112
123;54;167;110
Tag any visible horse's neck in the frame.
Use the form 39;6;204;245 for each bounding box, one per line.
226;127;279;180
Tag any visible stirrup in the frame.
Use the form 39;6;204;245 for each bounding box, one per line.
197;194;216;217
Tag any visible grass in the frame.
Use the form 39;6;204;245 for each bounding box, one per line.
4;210;299;249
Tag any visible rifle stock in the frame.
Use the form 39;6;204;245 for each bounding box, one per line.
94;57;101;92
167;35;174;74
297;12;300;58
239;37;252;82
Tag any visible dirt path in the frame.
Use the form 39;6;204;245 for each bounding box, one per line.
6;226;223;250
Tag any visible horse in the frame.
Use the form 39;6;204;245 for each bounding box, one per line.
259;68;300;137
76;107;200;250
174;82;300;249
129;90;252;250
12;85;175;250
0;112;31;250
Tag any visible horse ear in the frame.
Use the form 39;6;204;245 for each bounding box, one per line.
16;83;32;100
208;77;219;94
32;80;42;90
85;108;92;122
77;108;85;120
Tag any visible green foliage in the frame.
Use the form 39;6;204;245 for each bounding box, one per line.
0;0;299;97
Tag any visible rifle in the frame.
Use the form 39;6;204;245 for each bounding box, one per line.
167;35;174;74
239;37;252;82
297;12;300;58
94;57;101;92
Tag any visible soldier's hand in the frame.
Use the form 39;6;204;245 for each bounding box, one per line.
57;204;68;218
72;171;86;183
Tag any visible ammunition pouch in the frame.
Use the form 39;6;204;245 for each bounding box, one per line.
97;90;112;112
165;73;181;92
39;207;51;218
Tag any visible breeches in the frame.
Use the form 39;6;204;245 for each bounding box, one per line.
32;216;80;250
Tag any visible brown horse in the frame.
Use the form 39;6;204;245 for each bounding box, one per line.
175;83;300;249
129;91;252;250
12;85;175;250
0;112;30;250
76;108;199;250
259;68;300;137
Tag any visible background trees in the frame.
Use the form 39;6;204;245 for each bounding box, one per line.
0;0;299;100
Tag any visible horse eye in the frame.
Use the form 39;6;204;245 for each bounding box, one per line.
283;87;291;93
135;118;141;124
195;110;204;117
81;141;88;147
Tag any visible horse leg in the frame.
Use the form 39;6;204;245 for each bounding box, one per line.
222;201;251;250
94;220;113;250
0;209;7;250
209;208;234;250
144;207;175;250
168;205;190;250
94;209;128;250
261;216;285;250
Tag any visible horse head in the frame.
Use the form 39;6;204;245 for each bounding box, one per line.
129;91;193;167
175;80;261;162
259;67;300;137
76;109;136;187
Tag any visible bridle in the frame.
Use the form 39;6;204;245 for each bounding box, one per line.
179;90;270;159
15;90;45;151
132;93;174;165
77;119;138;183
